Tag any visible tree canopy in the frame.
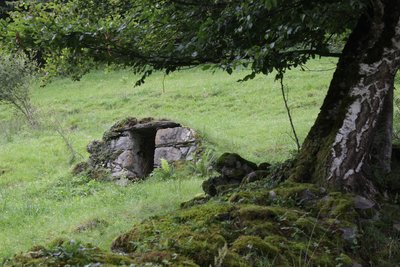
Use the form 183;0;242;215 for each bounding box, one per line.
2;0;362;81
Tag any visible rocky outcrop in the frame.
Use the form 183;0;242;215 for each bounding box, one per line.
215;153;258;180
202;153;268;196
75;117;199;181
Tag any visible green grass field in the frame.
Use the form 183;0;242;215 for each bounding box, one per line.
0;58;381;260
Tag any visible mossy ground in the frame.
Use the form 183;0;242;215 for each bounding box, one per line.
5;170;400;266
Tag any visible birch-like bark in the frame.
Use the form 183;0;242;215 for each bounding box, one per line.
293;0;400;197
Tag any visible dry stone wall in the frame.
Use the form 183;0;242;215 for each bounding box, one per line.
154;127;197;167
79;117;199;181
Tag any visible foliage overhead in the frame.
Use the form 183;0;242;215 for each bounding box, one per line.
1;0;366;83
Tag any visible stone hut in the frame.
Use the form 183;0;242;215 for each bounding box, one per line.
84;117;198;180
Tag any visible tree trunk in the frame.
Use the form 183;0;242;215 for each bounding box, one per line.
292;0;400;197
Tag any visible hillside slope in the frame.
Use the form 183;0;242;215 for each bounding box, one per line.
2;58;399;262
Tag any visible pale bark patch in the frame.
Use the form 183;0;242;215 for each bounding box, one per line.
327;17;400;184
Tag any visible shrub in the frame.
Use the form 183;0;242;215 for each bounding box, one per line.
0;52;37;126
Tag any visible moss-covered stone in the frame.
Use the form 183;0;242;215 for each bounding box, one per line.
243;221;276;238
131;250;199;266
293;217;324;236
357;204;400;266
103;117;139;140
316;192;357;220
235;205;297;222
232;235;279;256
4;240;136;266
220;251;249;267
215;153;257;179
274;180;320;199
241;170;270;185
180;194;210;208
229;190;271;205
111;201;236;258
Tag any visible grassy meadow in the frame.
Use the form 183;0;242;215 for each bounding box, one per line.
0;58;357;259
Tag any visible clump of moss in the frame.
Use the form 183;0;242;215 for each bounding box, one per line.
180;194;210;208
72;139;113;181
232;235;279;255
273;181;320;199
107;177;361;266
103;117;139;140
316;192;357;220
3;240;135;266
110;201;239;266
131;250;198;266
216;251;249;267
235;205;296;221
356;203;400;265
229;190;271;205
243;222;276;238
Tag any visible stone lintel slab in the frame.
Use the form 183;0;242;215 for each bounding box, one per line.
126;121;181;133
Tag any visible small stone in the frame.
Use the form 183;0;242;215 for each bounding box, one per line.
298;189;316;203
241;170;269;185
184;146;197;160
353;195;375;210
269;190;277;199
319;187;327;194
340;227;357;243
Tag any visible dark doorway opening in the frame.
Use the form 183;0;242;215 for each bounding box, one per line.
129;129;157;178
